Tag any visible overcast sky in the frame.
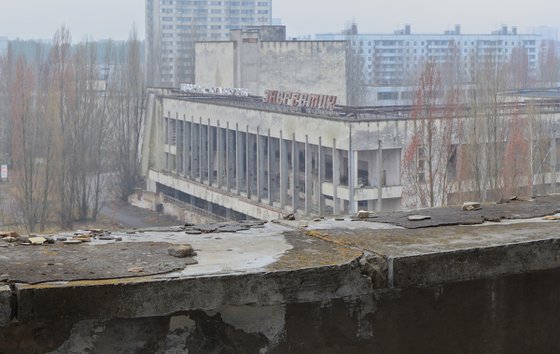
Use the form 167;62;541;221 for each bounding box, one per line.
1;0;559;41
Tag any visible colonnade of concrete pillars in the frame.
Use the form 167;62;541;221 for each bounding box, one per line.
165;116;340;215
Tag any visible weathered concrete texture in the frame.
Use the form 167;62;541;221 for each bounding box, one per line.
0;286;11;326
5;199;560;352
0;242;196;284
312;221;560;287
4;270;560;353
369;195;560;229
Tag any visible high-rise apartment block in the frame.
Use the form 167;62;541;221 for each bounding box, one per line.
146;0;272;88
317;25;544;105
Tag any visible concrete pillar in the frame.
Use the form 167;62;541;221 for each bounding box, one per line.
267;129;273;206
317;137;325;215
377;140;383;212
190;117;195;180
183;118;188;177
292;133;299;213
207;119;213;186
256;127;264;203
333;139;340;215
236;123;241;196
175;114;179;175
246;126;251;200
348;149;359;214
226;122;230;192
280;131;287;209
165;116;170;171
305;135;312;215
367;150;375;211
199;118;204;182
217;121;223;189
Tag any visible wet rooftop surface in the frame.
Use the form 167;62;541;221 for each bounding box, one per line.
2;196;560;286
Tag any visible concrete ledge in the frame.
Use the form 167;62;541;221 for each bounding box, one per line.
0;286;11;326
391;238;560;287
16;264;371;323
311;220;560;288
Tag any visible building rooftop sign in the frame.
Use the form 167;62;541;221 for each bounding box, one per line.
264;90;338;110
180;84;249;97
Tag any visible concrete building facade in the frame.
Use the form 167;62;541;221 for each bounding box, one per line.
141;88;560;221
146;0;272;88
142;89;405;220
317;25;544;106
195;28;350;104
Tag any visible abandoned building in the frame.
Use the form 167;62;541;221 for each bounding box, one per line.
140;85;560;221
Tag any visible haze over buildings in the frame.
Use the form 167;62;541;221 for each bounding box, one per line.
146;0;272;87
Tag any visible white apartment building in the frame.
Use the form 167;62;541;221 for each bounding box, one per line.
146;0;272;88
317;25;544;106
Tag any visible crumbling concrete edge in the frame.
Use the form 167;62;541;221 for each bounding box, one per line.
392;238;560;288
0;285;14;326
12;262;373;324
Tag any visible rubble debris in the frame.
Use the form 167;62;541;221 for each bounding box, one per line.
0;231;19;238
217;225;249;233
29;237;47;245
462;202;481;211
168;244;196;258
284;213;296;221
185;229;203;235
64;240;82;245
193;224;218;233
17;236;30;244
128;267;144;273
543;215;560;221
3;237;16;243
408;215;432;221
357;210;375;219
98;236;116;241
72;235;91;243
56;237;68;242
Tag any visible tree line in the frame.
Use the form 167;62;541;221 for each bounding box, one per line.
0;27;145;232
401;41;559;208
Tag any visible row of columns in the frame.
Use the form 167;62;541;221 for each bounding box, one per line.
164;116;388;215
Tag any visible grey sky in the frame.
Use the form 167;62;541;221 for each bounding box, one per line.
1;0;559;41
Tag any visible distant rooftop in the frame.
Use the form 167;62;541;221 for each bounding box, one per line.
159;88;560;122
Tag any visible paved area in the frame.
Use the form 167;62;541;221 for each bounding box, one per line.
99;200;180;229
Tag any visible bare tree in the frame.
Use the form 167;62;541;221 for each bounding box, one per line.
111;28;146;201
402;60;457;208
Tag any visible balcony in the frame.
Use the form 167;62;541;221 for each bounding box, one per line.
321;182;403;201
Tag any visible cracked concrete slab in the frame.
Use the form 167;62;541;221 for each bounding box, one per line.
363;195;560;229
0;242;196;284
310;221;560;287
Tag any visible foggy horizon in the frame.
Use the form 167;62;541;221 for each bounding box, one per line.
1;0;559;42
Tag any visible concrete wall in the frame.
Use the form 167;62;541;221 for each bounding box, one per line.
195;40;349;104
258;41;348;104
4;268;560;353
195;42;236;89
